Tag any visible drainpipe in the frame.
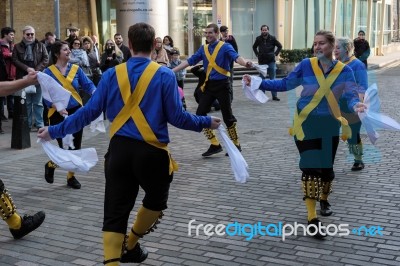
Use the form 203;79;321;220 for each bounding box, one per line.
54;0;60;39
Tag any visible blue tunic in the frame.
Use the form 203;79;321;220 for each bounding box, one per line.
48;57;211;143
187;40;239;81
43;63;96;109
259;58;360;117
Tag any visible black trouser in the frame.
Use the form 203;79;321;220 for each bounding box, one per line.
103;136;173;234
196;79;237;127
294;115;340;181
0;179;4;193
49;105;83;150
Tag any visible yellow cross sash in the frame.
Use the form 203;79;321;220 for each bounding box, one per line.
47;64;82;118
344;55;356;65
289;57;351;141
111;62;178;174
200;41;230;91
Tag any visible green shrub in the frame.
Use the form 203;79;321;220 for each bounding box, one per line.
279;48;313;63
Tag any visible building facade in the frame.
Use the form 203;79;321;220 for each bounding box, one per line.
1;0;397;59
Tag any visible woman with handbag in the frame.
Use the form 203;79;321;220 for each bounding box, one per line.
42;41;96;189
82;36;102;86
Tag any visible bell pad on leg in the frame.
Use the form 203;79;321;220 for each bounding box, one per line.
302;174;321;200
0;189;17;221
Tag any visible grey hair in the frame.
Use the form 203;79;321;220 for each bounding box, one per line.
22;25;35;33
336;36;354;55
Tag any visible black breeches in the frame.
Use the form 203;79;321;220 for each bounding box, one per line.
196;79;236;127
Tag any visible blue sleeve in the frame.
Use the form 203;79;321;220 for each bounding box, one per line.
77;67;96;95
353;62;368;94
161;70;211;131
341;69;360;111
48;71;107;139
259;61;304;92
187;47;204;66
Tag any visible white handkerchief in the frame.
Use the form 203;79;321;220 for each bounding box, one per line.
242;76;269;103
38;139;98;172
217;125;249;183
251;63;269;77
358;83;400;145
90;114;106;133
37;72;71;111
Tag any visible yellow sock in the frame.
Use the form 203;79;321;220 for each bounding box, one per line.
6;213;22;230
67;171;75;180
103;231;125;265
305;198;317;221
210;138;220;146
0;192;21;229
127;206;161;250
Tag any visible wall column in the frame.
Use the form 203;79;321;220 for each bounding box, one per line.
350;0;357;39
90;0;99;37
288;0;294;49
331;0;337;33
116;0;168;43
275;0;285;47
378;0;386;55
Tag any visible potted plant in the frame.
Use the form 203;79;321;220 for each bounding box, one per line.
278;48;313;74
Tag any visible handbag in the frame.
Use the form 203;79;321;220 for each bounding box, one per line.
82;66;93;78
24;85;37;94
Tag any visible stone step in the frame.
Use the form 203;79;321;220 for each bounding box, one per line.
184;66;287;83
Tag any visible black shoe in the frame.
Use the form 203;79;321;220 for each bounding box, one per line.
225;144;242;156
67;176;81;189
272;96;280;101
9;211;46;239
202;144;223;157
120;242;148;263
44;161;56;184
320;200;333;216
307;218;326;239
351;161;364;171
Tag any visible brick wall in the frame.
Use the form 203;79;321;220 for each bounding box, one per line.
1;0;92;42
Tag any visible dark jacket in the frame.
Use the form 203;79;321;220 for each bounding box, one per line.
252;34;282;64
353;38;370;62
12;39;48;79
119;44;131;62
221;35;238;53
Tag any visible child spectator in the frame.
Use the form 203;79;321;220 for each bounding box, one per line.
169;49;186;110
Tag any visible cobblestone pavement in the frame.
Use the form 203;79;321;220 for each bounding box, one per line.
0;63;400;266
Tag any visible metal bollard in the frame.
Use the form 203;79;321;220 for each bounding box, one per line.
11;94;31;149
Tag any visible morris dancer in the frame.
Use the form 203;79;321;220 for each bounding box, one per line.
243;30;366;238
38;23;221;265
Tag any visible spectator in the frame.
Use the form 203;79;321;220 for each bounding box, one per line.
69;38;90;76
0;26;16;126
353;30;370;69
252;24;282;101
220;25;238;102
65;26;80;48
12;25;48;131
163;35;175;61
41;32;57;54
100;39;123;73
151;37;169;66
82;36;102;86
114;33;131;62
